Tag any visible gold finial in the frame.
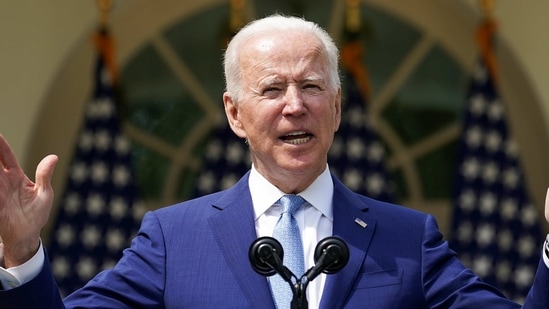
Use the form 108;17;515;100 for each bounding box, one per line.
479;0;494;17
97;0;113;28
229;0;246;33
346;0;361;33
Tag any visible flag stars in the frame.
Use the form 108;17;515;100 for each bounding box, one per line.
81;225;101;248
227;141;245;165
458;190;476;211
115;135;131;155
461;157;480;180
91;161;109;184
110;197;128;220
518;235;535;258
469;95;487;117
347;138;365;160
481;162;499;183
505;140;518;159
132;201;147;222
197;171;215;192
113;165;130;187
367;141;385;163
329;136;343;158
347;106;365;129
457;221;473;242
479;192;497;215
79;131;94;153
96;98;115;119
366;173;384;195
343;169;361;191
485;131;503;152
56;224;76;247
476;223;495;247
106;228;126;252
71;162;88;183
465;126;483;148
64;193;81;215
498;229;513;252
52;256;70;279
503;167;520;189
515;266;534;288
487;100;504;121
496;260;511;282
521;206;539;227
87;193;105;216
501;198;517;220
95;130;112;152
221;174;239;190
473;63;488;84
473;255;492;277
206;140;223;161
76;257;97;280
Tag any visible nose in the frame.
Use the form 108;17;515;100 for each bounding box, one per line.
282;85;306;116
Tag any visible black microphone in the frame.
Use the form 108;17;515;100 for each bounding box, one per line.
248;236;295;283
249;236;349;309
303;237;349;282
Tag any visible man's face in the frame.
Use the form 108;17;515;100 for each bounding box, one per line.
224;30;341;190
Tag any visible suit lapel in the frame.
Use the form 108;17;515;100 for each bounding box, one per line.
320;176;376;309
207;172;276;309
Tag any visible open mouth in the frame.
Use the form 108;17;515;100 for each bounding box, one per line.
280;131;312;145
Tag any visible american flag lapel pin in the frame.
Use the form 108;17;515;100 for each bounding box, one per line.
354;218;367;228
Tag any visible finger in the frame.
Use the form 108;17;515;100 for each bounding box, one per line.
35;154;58;191
0;134;22;170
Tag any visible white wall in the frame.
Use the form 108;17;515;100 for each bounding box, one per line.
1;0;548;168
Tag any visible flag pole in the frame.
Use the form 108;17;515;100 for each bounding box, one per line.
477;0;498;86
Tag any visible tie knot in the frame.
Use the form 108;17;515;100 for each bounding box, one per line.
278;194;305;215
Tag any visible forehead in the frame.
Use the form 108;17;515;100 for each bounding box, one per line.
239;31;327;80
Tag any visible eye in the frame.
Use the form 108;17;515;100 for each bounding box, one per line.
262;86;282;97
302;83;323;93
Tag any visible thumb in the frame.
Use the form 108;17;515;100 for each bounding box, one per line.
35;154;58;191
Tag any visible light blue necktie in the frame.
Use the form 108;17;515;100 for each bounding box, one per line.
270;194;306;309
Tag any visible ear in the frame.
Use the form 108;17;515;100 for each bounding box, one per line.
223;92;247;139
333;87;342;132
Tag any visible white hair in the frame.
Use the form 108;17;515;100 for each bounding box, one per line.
223;14;340;102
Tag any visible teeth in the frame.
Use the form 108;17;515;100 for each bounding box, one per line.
286;131;307;136
287;137;310;144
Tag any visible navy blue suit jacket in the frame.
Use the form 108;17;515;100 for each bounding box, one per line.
1;172;549;308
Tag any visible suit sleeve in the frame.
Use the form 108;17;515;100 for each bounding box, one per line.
64;211;167;308
0;250;64;309
0;211;167;308
421;214;523;308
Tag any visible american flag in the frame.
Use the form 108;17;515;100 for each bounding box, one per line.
329;69;394;202
449;56;543;302
192;119;251;196
47;29;145;296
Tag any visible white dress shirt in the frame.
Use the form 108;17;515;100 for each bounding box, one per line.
249;164;333;309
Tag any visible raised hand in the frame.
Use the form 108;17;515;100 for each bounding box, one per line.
0;134;58;267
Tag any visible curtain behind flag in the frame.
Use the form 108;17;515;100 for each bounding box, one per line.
449;17;543;302
48;28;144;296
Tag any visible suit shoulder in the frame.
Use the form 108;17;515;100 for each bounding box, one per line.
153;191;227;218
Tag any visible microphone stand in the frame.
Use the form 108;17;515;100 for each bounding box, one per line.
249;237;349;309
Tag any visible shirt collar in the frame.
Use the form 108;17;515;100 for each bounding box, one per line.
249;164;334;221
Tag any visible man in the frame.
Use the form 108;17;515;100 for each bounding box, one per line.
1;14;549;308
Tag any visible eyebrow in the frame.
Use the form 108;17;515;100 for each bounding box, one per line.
260;74;325;86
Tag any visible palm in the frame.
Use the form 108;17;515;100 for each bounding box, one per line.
0;135;57;266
